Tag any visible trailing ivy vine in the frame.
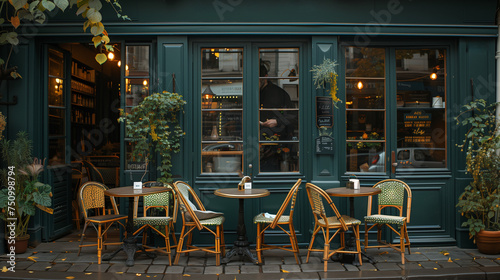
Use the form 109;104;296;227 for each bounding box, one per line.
118;91;186;183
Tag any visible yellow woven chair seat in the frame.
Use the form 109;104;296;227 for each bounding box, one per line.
254;213;290;224
199;216;225;226
134;216;173;227
87;214;127;223
365;214;406;226
318;215;361;227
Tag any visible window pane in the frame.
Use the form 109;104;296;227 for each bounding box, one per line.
49;49;64;78
259;48;299;173
49;108;65;136
395;49;446;169
125;78;149;111
345;79;385;110
49;138;65;166
48;77;64;106
346;47;385;78
202;48;243;77
347;144;385;172
202;143;243;173
125;141;147;170
201;48;244;174
126;46;150;76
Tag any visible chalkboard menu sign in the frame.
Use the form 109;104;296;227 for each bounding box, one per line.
403;111;432;144
316;136;334;155
316;96;333;128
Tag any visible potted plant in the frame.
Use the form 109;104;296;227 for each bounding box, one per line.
311;58;342;108
0;132;53;253
118;91;186;183
456;99;500;254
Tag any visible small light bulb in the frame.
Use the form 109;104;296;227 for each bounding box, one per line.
117;61;121;67
108;52;115;61
430;73;437;80
143;80;148;86
357;81;364;90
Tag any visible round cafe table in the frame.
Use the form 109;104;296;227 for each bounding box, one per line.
325;186;381;265
214;188;270;264
102;186;172;266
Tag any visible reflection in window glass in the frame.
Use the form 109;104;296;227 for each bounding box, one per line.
201;48;243;174
124;45;150;170
259;48;299;173
395;49;446;169
345;47;386;172
126;46;150;76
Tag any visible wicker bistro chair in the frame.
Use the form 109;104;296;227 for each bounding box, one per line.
305;183;363;271
364;179;412;264
253;179;301;264
172;181;225;266
77;181;127;264
132;182;177;265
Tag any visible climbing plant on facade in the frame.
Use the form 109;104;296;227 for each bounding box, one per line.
118;91;186;183
0;0;129;79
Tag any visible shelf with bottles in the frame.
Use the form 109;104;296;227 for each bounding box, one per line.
71;92;95;109
71;60;96;83
71;109;96;125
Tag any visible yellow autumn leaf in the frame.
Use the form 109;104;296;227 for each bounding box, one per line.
281;269;289;273
27;256;38;262
115;272;123;274
433;268;438;270
440;250;449;256
92;36;102;48
136;273;142;276
95;53;107;65
379;251;388;255
1;266;8;272
183;274;191;276
66;277;75;279
448;257;452;262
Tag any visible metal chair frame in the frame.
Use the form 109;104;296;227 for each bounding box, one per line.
254;179;301;264
364;179;412;264
77;181;127;264
172;181;225;266
132;181;177;265
305;183;362;271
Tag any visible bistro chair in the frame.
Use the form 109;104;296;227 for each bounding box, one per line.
253;179;301;264
172;181;225;266
77;181;127;264
305;183;362;271
81;160;105;184
364;179;412;264
132;181;177;265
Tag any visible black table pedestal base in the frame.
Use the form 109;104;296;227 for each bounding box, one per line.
102;233;157;267
222;240;258;264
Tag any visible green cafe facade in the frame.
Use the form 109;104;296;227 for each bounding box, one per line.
0;0;498;250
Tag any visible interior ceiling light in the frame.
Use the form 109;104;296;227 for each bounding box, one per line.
357;81;364;90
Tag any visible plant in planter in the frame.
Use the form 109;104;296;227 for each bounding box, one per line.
456;99;500;254
0;132;53;253
118;91;186;183
311;58;342;108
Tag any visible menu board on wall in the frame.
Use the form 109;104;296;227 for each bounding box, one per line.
404;111;431;144
316;96;333;128
315;136;334;155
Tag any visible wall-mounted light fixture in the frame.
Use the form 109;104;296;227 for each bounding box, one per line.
357;81;364;90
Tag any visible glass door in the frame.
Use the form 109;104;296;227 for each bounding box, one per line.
345;47;447;175
199;45;301;177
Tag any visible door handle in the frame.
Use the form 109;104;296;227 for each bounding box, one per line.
391;150;397;174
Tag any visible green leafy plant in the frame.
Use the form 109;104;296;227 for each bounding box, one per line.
118;91;186;183
0;132;53;238
456;99;500;238
0;0;130;79
311;58;341;108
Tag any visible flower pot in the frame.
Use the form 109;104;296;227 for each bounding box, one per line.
5;234;30;254
476;230;500;255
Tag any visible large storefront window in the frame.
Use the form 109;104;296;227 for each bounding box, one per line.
199;46;300;175
345;47;446;173
48;48;67;166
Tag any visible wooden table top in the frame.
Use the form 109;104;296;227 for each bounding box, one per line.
104;186;170;197
325;187;381;197
214;188;270;199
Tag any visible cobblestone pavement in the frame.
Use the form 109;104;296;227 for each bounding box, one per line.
1;229;500;280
